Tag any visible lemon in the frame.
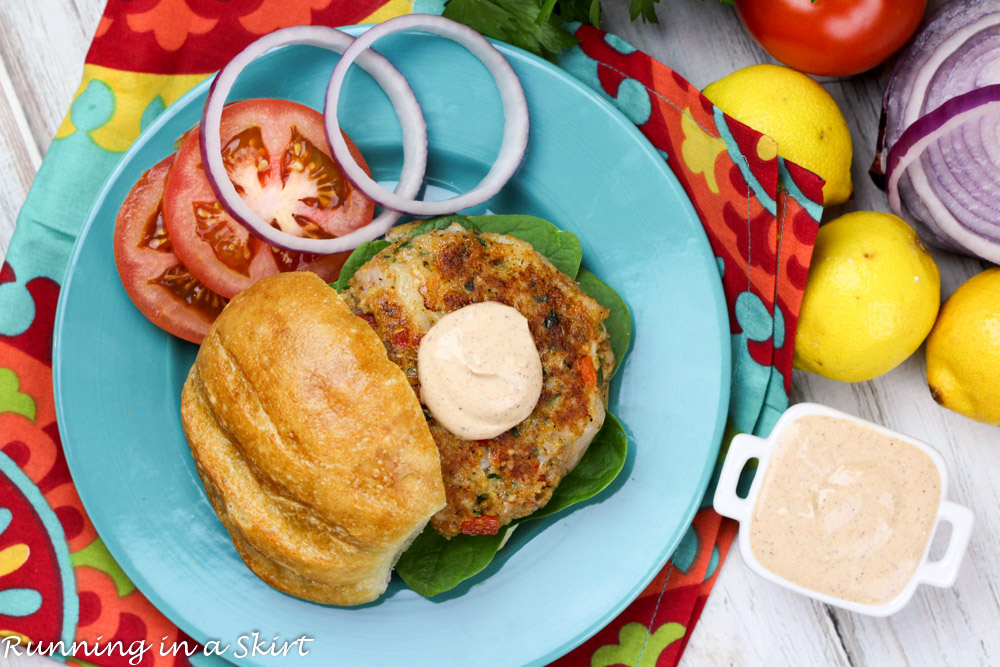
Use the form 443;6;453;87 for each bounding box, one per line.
794;212;940;382
926;269;1000;426
703;64;853;206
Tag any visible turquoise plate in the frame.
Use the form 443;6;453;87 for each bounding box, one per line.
54;26;730;666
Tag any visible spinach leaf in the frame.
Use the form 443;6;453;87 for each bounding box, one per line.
466;215;582;278
410;214;583;278
576;269;632;376
331;241;389;292
395;525;510;597
411;215;469;237
395;412;628;596
335;215;585;290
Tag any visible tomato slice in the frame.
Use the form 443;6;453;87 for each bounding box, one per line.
162;99;369;298
113;155;228;344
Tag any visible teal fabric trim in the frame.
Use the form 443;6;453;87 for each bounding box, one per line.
672;525;699;573
754;366;789;437
778;157;824;221
729;332;770;433
713;107;776;216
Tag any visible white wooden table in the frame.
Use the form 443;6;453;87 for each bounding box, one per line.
1;1;997;666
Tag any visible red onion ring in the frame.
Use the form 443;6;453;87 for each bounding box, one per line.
200;25;428;254
324;14;529;216
886;84;1000;264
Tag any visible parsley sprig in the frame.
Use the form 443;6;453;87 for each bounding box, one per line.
441;0;669;60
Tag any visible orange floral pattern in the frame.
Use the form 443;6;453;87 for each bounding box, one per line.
239;0;334;34
125;0;217;52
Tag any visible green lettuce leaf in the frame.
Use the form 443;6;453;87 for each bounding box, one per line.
395;412;628;595
576;269;632;376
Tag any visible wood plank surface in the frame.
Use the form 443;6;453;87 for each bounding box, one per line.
0;50;40;262
1;1;997;666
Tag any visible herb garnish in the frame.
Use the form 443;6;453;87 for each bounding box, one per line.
440;0;679;60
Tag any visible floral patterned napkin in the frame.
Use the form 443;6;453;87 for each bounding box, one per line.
0;2;823;665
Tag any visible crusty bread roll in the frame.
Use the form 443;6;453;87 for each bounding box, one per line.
180;271;445;605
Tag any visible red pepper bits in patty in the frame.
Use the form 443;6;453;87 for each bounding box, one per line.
461;515;500;535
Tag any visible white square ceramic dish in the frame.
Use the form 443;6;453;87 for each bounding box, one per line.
713;402;974;616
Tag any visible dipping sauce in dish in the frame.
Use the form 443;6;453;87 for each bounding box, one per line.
748;415;942;605
418;301;543;441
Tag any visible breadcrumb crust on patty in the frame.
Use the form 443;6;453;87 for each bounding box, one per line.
342;224;613;537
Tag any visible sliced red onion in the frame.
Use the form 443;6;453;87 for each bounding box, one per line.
324;14;528;216
882;1;1000;158
200;25;428;253
886;84;1000;263
874;1;1000;260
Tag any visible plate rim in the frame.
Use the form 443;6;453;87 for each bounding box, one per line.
53;25;731;666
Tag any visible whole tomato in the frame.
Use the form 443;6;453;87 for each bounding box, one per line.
734;0;926;77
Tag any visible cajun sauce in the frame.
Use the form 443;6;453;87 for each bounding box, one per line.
749;415;941;605
417;302;543;441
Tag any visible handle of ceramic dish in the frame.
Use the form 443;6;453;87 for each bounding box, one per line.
918;500;975;588
712;433;770;523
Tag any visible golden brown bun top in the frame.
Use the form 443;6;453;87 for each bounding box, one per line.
194;271;445;553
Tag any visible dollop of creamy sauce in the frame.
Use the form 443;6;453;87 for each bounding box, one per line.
749;415;941;606
418;302;543;441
